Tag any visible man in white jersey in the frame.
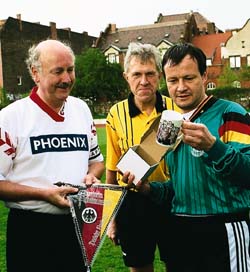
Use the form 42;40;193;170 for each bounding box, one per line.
0;39;104;272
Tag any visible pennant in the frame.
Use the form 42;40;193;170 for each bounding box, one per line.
67;184;127;271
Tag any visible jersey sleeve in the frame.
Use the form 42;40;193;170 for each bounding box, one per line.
206;105;250;188
0;112;16;180
89;121;104;163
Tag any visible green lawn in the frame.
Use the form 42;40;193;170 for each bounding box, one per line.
0;127;166;271
0;201;7;271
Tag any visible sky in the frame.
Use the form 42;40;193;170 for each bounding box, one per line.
0;0;249;37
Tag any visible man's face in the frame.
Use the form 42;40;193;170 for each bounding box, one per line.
123;57;161;104
164;55;207;113
33;48;75;104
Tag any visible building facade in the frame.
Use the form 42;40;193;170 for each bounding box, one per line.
96;11;202;67
0;15;96;100
1;12;250;102
96;11;250;91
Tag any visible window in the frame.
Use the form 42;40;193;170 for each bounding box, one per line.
206;82;216;90
232;81;241;88
206;59;212;66
108;53;117;63
17;76;22;86
247;55;250;67
229;56;241;68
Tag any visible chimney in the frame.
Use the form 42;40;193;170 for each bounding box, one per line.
50;22;57;39
110;24;116;33
63;27;71;39
16;14;22;31
207;22;216;34
91;40;96;48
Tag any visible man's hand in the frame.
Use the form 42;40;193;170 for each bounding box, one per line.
122;171;151;195
181;120;216;151
83;173;101;186
46;186;78;208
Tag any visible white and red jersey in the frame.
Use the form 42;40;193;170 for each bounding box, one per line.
0;87;103;214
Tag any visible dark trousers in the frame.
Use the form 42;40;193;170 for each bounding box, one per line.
166;213;250;272
115;190;172;267
7;208;87;272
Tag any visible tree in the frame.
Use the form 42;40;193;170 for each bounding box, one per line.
217;65;238;87
72;48;127;102
0;88;11;110
239;65;250;81
158;77;169;96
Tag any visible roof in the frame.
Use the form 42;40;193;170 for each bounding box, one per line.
156;12;193;23
156;11;222;33
97;21;189;51
192;32;232;64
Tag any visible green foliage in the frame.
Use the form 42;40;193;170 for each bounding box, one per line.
72;48;127;102
217;64;250;88
0;201;7;271
207;87;250;110
159;77;170;97
217;65;239;87
20;91;30;98
0;88;11;110
207;86;250;99
97;127;107;172
240;65;250;81
104;62;128;101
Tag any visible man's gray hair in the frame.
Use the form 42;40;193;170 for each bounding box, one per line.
124;42;162;73
25;39;75;78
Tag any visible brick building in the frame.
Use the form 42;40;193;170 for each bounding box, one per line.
0;15;96;99
192;31;233;89
96;11;202;67
95;11;250;91
1;12;250;102
95;11;228;90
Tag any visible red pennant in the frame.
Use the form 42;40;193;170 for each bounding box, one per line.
68;184;127;271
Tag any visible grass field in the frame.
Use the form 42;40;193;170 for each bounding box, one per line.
0;127;166;271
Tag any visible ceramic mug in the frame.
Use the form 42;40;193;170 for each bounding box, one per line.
156;110;183;147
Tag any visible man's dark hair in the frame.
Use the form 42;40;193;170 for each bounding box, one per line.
162;43;207;78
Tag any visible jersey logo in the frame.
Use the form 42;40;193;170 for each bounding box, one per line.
30;134;88;154
191;147;204;157
91;122;97;136
0;128;16;156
